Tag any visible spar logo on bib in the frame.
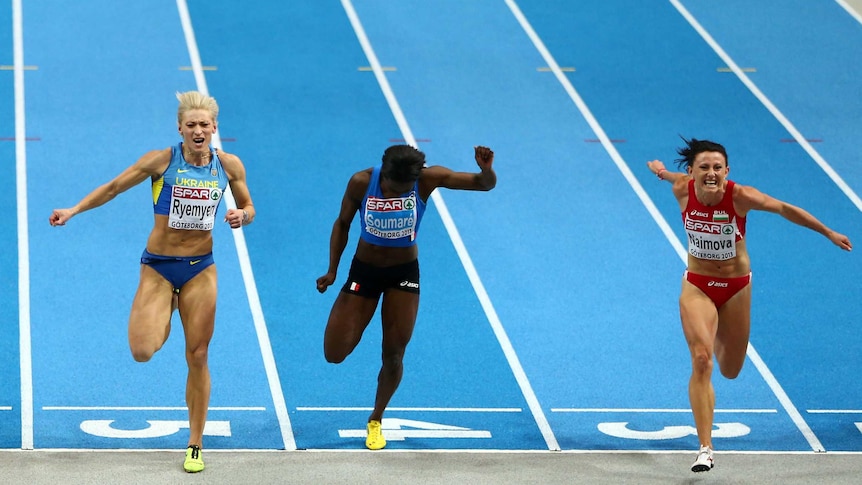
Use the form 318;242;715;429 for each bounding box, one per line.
366;196;412;211
172;186;222;202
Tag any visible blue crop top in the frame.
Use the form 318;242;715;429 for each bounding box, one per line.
359;165;426;247
152;143;229;231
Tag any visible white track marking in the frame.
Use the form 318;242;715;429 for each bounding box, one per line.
12;0;34;451
176;0;296;450
341;0;560;451
506;0;825;452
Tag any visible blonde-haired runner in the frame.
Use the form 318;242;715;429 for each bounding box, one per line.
50;90;255;473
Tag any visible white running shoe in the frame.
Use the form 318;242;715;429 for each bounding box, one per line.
691;445;714;472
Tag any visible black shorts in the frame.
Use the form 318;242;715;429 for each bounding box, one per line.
340;257;420;298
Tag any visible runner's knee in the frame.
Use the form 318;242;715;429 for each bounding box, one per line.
324;346;349;364
690;346;713;375
185;343;209;368
380;348;404;370
715;341;746;379
323;334;359;363
130;342;158;362
718;359;743;379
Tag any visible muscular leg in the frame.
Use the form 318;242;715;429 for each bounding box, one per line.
715;284;752;379
128;265;175;362
679;279;719;449
177;265;217;448
369;289;418;423
323;291;380;364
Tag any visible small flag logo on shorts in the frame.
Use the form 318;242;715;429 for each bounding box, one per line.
713;211;729;223
349;282;360;292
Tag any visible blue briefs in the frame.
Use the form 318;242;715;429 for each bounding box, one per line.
140;250;214;293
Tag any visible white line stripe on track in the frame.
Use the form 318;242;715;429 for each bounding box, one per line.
2;447;859;455
43;406;266;412
175;0;296;451
506;0;825;452
552;408;778;413
13;0;34;451
671;0;862;213
340;0;560;451
671;1;829;451
297;407;523;413
836;0;862;25
505;0;686;259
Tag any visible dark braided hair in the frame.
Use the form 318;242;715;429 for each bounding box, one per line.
381;145;425;183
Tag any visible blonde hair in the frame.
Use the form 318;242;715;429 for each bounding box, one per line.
176;91;219;124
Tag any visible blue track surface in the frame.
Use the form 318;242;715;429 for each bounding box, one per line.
2;0;861;453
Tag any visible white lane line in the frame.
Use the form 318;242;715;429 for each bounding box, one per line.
175;0;296;450
671;2;830;451
836;0;862;25
552;408;778;413
505;0;686;258
340;0;560;451
675;0;829;453
12;0;34;451
671;0;862;213
4;447;859;454
506;0;825;452
297;407;522;413
743;345;823;451
43;406;266;411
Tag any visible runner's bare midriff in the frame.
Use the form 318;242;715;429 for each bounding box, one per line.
145;214;214;256
355;239;418;267
687;238;751;277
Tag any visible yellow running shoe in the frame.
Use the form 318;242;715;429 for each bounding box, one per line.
183;445;205;473
365;420;386;450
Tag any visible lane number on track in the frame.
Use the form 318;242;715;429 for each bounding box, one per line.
80;420;231;439
597;421;750;440
338;418;491;441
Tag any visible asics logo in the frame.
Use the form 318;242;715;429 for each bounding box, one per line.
190;259;202;265
707;280;728;287
399;281;419;289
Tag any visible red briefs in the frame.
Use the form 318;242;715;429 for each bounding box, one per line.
685;271;752;308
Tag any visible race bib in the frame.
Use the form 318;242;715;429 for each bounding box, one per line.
684;217;737;261
364;194;417;240
168;185;222;230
